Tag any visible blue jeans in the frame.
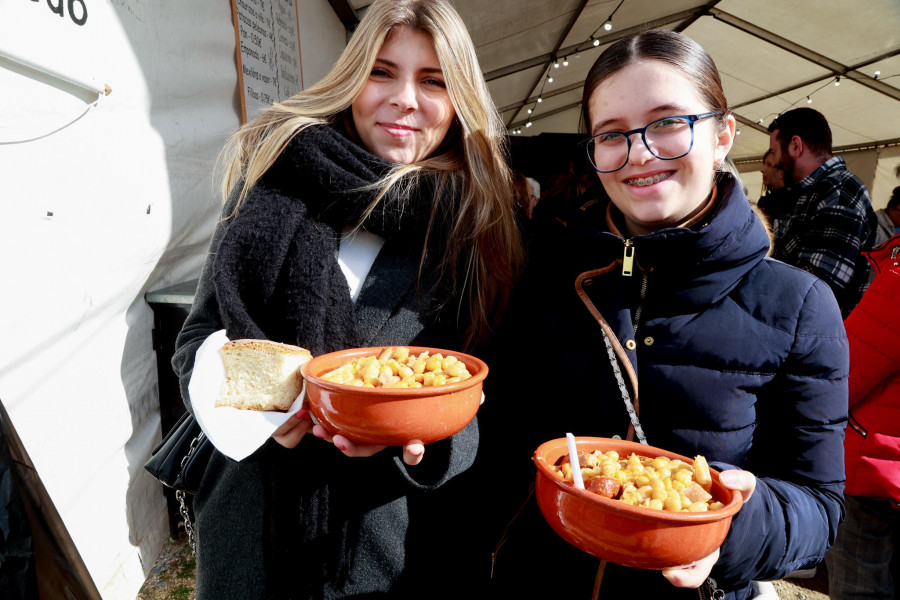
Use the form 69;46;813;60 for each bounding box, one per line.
825;495;900;599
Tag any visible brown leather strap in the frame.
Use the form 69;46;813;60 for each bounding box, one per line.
575;268;641;441
592;559;608;600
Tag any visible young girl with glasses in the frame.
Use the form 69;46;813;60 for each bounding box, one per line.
482;29;847;600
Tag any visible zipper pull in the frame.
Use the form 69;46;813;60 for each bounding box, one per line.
622;240;635;277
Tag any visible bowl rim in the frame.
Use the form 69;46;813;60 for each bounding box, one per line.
301;345;488;396
534;436;743;522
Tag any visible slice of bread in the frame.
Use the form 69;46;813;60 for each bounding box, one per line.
216;339;312;411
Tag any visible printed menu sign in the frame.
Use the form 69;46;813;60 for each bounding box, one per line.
231;0;303;122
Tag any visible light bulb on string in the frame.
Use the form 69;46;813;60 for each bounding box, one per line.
526;121;532;128
537;97;543;103
736;128;741;135
834;76;841;86
527;108;533;114
874;70;881;79
562;56;569;67
553;58;559;69
603;20;612;31
591;36;600;47
807;96;812;104
547;74;553;83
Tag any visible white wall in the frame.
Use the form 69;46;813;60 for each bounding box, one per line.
0;1;346;597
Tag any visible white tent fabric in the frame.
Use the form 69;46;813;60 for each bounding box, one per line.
0;0;345;597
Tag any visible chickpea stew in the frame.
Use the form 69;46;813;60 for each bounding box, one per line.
320;346;472;389
553;450;725;512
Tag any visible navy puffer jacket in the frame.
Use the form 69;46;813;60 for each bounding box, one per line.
482;174;847;600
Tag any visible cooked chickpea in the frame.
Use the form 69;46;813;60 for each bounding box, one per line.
321;346;473;388
552;450;721;513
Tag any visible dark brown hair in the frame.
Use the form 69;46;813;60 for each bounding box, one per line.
581;29;730;132
889;186;900;211
768;107;832;158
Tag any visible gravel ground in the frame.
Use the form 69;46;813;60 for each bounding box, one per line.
137;534;831;600
773;567;830;600
136;534;196;600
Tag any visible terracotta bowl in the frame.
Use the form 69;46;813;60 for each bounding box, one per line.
302;346;487;446
533;437;743;570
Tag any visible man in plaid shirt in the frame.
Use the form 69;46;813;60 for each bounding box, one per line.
768;108;877;318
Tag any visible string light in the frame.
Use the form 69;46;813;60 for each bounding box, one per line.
519;0;626;131
601;0;624;33
874;70;881;79
834;76;841;86
807;96;812;104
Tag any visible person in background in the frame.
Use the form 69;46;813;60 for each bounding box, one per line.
482;29;847;600
512;171;541;219
756;148;790;243
767;107;877;317
170;0;523;597
874;185;900;246
825;233;900;600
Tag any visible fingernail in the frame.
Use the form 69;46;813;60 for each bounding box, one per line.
295;409;309;420
336;443;347;451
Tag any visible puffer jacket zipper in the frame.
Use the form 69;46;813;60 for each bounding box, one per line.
698;577;724;600
632;271;648;337
623;239;635;276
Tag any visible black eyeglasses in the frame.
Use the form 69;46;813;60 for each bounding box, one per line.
584;112;722;173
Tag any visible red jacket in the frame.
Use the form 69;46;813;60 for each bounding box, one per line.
843;233;900;506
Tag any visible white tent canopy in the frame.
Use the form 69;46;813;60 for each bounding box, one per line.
1;1;898;597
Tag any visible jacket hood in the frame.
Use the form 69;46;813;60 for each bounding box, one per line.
569;174;772;312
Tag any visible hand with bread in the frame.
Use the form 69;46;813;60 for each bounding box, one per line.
312;423;426;465
661;469;757;588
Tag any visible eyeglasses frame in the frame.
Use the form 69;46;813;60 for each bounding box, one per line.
583;111;724;173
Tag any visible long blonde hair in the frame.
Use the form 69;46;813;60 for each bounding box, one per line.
218;0;523;349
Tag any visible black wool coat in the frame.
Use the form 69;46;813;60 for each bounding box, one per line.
172;125;486;599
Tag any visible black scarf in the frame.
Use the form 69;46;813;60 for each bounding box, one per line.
213;123;441;356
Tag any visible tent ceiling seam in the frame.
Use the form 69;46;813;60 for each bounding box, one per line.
506;0;591;129
711;9;900;104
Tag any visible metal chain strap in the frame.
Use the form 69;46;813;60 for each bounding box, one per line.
176;490;196;554
176;431;205;555
600;328;647;445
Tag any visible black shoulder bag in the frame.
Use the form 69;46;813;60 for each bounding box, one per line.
144;411;213;552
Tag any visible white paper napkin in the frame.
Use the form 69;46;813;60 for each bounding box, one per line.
189;330;307;461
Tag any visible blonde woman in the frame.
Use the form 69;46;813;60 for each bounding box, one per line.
171;0;523;597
